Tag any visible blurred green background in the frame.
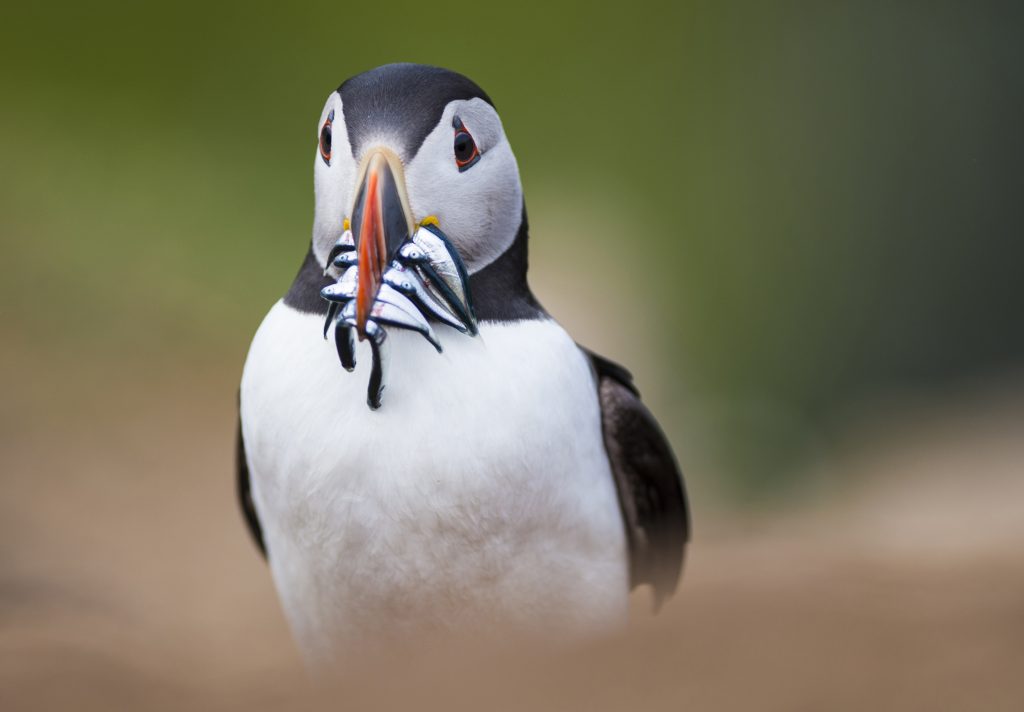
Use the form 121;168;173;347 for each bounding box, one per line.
2;1;1021;497
3;4;1024;708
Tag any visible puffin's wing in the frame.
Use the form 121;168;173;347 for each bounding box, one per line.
581;347;689;607
236;406;267;558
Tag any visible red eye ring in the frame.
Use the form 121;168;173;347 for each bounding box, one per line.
453;116;480;171
319;109;334;165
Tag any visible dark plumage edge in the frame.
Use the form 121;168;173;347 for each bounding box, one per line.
581;346;690;609
236;398;267;558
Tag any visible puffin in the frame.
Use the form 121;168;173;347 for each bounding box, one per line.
237;63;689;663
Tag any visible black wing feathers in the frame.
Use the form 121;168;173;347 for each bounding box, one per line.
583;347;690;607
236;413;267;558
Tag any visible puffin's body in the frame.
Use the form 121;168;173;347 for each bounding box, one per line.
238;64;688;663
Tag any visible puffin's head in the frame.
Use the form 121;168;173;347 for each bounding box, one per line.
311;64;524;311
302;64;541;408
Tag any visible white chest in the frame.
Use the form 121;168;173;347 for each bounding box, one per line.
240;302;627;659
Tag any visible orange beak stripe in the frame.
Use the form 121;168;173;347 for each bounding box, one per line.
355;164;386;339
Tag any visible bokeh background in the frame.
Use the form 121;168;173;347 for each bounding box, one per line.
2;1;1022;709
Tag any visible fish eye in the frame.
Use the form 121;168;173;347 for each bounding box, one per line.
320;109;334;165
452;116;480;171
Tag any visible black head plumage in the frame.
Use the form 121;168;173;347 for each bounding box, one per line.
338;64;493;162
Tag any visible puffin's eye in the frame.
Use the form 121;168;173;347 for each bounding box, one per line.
319;109;334;165
452;116;480;171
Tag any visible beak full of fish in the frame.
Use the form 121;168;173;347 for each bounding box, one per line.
320;222;477;409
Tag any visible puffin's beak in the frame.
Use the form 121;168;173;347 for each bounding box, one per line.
350;149;415;339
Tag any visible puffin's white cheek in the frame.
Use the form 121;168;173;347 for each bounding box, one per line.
313;163;356;263
407;166;460;230
448;158;522;271
406;155;522;273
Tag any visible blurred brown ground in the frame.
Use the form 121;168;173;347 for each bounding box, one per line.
3;2;1022;707
2;337;1023;711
